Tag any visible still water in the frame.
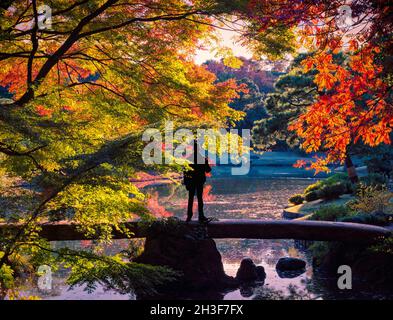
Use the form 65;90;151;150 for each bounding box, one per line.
17;177;390;300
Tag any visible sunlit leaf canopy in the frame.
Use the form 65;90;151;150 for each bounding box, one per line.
0;0;251;234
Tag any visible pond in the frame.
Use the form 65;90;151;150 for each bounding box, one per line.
17;177;392;300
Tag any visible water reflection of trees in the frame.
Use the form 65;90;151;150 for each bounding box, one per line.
252;284;316;300
145;178;313;220
215;239;311;266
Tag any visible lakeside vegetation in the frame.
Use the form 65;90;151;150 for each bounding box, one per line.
286;172;393;292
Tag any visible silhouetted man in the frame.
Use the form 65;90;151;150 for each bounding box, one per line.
183;140;211;222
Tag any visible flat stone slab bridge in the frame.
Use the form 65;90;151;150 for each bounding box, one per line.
1;219;391;243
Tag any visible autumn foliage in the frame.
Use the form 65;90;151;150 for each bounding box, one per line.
290;45;391;172
245;0;393;172
0;0;392;297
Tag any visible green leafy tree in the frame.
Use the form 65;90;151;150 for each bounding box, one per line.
252;53;317;150
229;78;268;129
0;0;249;298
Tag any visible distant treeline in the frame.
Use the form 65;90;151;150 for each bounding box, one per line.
204;57;287;133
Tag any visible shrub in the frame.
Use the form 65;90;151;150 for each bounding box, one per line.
308;242;331;266
348;184;393;214
319;182;347;200
359;173;388;188
289;194;304;205
365;156;392;177
304;182;322;194
339;212;392;226
309;205;354;221
140;217;188;237
325;173;349;184
303;173;351;200
370;237;393;255
304;190;320;202
344;181;355;194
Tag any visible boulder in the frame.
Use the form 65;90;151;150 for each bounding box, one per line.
236;258;257;282
276;269;306;279
135;231;238;294
239;285;255;298
256;266;267;280
236;258;266;283
276;257;306;271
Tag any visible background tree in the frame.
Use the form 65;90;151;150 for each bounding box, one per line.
252;53;317;150
205;58;277;129
252;52;376;182
230;78;268;130
244;0;393;173
205;57;285;93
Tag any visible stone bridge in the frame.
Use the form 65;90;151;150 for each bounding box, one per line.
1;219;391;243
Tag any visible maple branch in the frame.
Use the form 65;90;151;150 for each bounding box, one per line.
0;141;46;172
9;3;217;112
51;0;90;17
26;0;39;87
0;51;32;61
76;10;212;39
15;0;119;107
68;80;140;109
0;106;44;143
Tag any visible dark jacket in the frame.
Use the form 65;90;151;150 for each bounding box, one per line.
183;157;211;188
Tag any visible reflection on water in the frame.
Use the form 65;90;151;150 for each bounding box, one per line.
217;239;316;300
18;177;391;300
144;178;323;299
147;177;313;220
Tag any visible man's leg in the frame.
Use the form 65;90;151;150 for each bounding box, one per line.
187;185;196;221
196;183;205;220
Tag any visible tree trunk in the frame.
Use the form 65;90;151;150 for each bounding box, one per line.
345;154;359;183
